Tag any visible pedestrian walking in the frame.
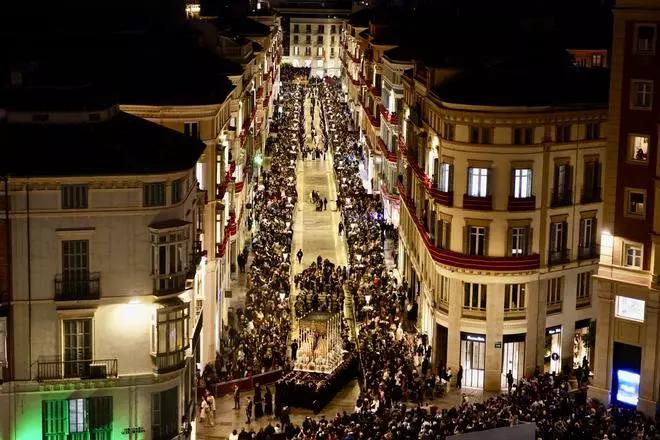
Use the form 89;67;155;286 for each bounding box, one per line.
205;389;216;424
296;248;303;264
323;198;327;210
457;365;463;389
245;397;253;424
233;384;241;409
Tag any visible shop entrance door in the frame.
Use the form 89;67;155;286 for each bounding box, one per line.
501;341;525;388
460;339;485;388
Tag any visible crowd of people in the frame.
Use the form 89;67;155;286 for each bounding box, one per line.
202;68;660;440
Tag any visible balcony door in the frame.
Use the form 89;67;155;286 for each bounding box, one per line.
62;240;89;296
63;319;92;378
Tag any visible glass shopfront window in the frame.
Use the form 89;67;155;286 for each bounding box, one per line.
460;333;485;388
545;326;562;374
501;334;525;389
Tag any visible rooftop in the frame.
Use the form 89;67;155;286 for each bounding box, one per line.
432;67;610;108
0;111;206;178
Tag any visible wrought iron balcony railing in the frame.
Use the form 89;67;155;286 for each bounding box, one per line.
54;273;101;301
37;358;118;381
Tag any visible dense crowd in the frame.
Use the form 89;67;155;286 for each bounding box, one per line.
293;259;347;317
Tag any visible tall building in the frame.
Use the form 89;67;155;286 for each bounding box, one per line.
0;80;206;439
592;0;660;415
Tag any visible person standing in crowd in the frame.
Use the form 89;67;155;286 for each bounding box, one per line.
507;369;514;393
290;339;299;361
457;365;463;389
323;197;327;210
296;248;304;264
204;389;216;424
245;397;253;424
254;384;263;419
200;396;211;427
338;222;344;236
264;386;273;416
233;384;241;409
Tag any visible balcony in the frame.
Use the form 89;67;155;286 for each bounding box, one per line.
37;358;118;381
462;308;486;320
581;186;602;204
428;188;453;207
378;104;399;125
547;302;562;314
504;309;527;321
463;194;492;211
578;244;599;260
507;195;536;212
548;249;571;265
54;273;101;301
576;295;591;308
153;272;187;296
152;349;186;374
551;190;572;207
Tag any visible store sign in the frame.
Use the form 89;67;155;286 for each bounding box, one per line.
466;335;485;342
615;296;645;323
494;342;502;349
546;326;561;336
616;370;640;405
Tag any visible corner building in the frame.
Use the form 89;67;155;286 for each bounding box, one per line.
398;63;609;390
591;0;660;415
0;83;206;439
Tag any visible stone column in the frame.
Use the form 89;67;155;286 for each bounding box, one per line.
485;283;505;391
446;278;462;375
589;277;614;405
561;274;578;372
524;279;541;376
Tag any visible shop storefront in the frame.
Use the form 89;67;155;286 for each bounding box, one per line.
573;319;593;370
460;332;486;388
545;325;562;374
501;334;525;389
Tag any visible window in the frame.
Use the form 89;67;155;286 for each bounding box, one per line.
293;35;299;44
63;318;92;378
43;397;113;439
513;127;533;145
436;219;451;249
306;35;311;44
152;387;179;440
635;24;656;53
171;179;183;204
631;80;653;108
0;317;6;368
626;189;646;217
442;122;454;141
331;36;335;45
317;47;323;56
577;271;592;305
183;121;199;138
508;226;530;256
512;168;532;198
504;284;526;312
306;24;312;33
331;25;336;34
579;217;596;250
585;123;600;140
463;283;487;311
151;304;189;355
467;226;487;256
592;54;603;67
61;239;90;297
556;125;571;143
438;162;453;192
144;182;166;207
435;276;450;309
152;229;189;293
553;163;572;204
467;167;489;197
318;25;324;33
61;184;88;209
294;46;299;56
549;221;567;253
625;243;642;268
317;36;323;45
547;277;563;311
629;134;649;162
330;48;335;58
305;47;311;56
293;24;299;33
469;127;491;144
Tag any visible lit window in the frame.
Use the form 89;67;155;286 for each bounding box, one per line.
152;229;190;293
512;168;532;198
467;167;488;197
144;182;166;207
61;184;89;209
184;121;199;138
504;284;526;312
629;134;649;162
631;80;653;108
438;162;452;192
547;277;563;311
625;244;642;268
508;227;529;256
463;283;487;311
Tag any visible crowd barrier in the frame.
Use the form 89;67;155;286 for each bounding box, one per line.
214;369;284;396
